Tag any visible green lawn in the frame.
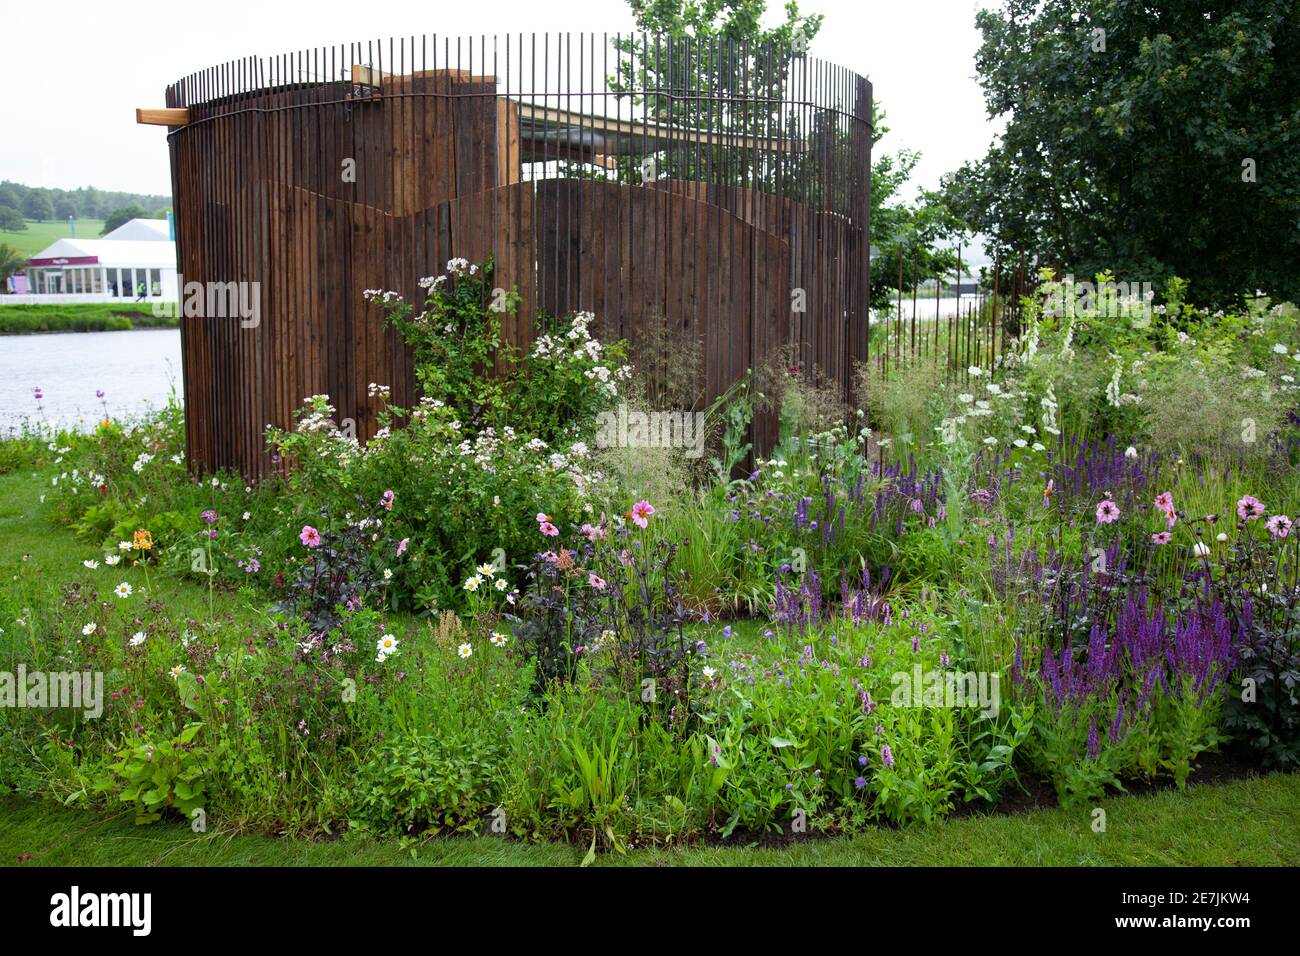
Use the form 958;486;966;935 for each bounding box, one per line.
0;219;106;258
3;774;1296;866
0;471;240;624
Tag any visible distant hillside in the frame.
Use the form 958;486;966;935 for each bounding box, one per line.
0;181;172;226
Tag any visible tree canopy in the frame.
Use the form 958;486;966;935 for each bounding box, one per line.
943;0;1300;306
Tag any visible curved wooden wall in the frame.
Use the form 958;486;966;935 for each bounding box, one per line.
163;35;872;477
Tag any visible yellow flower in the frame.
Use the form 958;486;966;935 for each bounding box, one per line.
133;529;153;551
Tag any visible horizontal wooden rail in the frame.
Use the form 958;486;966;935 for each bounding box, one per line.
136;107;190;126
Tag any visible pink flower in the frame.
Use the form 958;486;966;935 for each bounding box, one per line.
396;537;409;557
539;521;559;537
1237;496;1264;521
380;490;395;511
581;522;605;542
1151;531;1172;545
1265;514;1292;539
300;525;322;548
630;500;655;529
1154;492;1177;528
1095;500;1120;524
588;573;607;590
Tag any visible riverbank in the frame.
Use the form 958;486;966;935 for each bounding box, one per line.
0;303;178;334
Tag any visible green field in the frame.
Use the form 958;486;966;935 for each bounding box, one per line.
0;219;106;258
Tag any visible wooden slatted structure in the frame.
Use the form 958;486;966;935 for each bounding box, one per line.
159;34;872;478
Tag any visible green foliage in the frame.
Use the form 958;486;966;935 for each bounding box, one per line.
99;204;151;235
0;205;25;231
95;723;207;825
945;0;1300;307
351;732;502;836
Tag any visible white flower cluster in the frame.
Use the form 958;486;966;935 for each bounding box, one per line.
288;394;362;466
530;312;630;399
362;289;402;304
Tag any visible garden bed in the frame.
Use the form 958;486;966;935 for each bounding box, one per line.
1;262;1297;861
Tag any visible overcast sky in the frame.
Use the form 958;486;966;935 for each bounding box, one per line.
3;0;1001;204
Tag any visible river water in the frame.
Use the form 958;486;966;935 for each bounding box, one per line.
0;329;183;435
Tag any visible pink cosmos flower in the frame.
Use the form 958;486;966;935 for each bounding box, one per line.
396;537;409;557
1155;492;1173;512
588;573;607;590
1151;531;1172;545
539;521;559;537
580;522;605;542
300;525;322;548
1095;499;1120;524
630;500;655;529
380;490;395;511
1237;496;1264;521
1265;514;1292;539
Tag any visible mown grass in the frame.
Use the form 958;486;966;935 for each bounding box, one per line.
0;304;178;335
0;470;260;627
2;774;1296;866
0;220;107;258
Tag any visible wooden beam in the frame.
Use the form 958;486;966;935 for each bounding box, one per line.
350;64;391;88
136;107;190;127
513;101;801;154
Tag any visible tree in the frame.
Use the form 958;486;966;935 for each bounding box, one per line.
0;244;25;285
55;198;80;220
23;192;53;221
616;0;959;307
867;104;964;308
0;206;25;231
0;185;19;211
610;0;825;192
100;204;149;235
943;0;1300;307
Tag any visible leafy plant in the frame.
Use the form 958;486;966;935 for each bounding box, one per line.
96;722;207;825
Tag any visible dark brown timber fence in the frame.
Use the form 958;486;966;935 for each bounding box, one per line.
161;33;872;478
